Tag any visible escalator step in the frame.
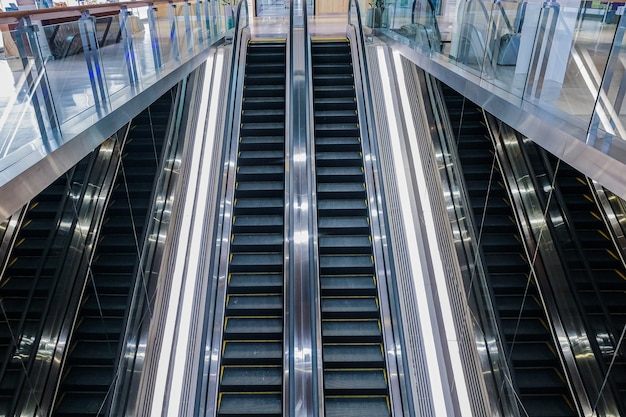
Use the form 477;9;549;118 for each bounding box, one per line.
53;392;106;415
321;297;379;318
314;86;355;98
323;369;388;394
243;85;284;98
317;167;363;181
237;165;284;179
75;317;123;337
315;124;360;137
320;255;374;274
519;395;576;417
224;317;282;339
238;151;284;165
230;254;283;272
315;137;362;152
317;184;366;199
62;365;113;388
313;63;354;75
324;396;390;417
314;97;357;111
316;152;363;167
233;215;283;232
231;234;283;250
318;217;369;233
315;110;358;124
243;97;284;110
80;294;128;315
314;74;354;86
236;181;284;194
220;366;282;390
323;344;384;367
320;275;376;295
319;236;372;254
217;393;281;416
226;295;282;315
318;199;368;216
222;341;282;364
229;273;283;292
68;341;116;364
322;320;382;341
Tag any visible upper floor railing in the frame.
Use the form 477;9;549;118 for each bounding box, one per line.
0;0;234;194
373;0;626;160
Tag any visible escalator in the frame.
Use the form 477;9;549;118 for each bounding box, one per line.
52;93;172;416
440;85;577;417
542;156;626;406
311;40;391;417
215;41;286;417
0;161;88;415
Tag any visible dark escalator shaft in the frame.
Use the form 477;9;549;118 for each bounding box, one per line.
53;94;172;416
546;157;626;403
440;85;576;417
216;42;285;417
0;161;88;414
312;40;390;417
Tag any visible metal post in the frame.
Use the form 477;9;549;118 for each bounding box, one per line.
147;4;163;69
196;0;204;46
14;16;60;152
168;3;181;62
183;1;194;56
119;6;139;85
78;10;108;110
203;0;211;38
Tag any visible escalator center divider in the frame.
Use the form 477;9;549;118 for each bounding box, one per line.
311;40;391;417
215;41;286;417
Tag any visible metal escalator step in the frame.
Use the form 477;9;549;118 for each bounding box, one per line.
311;53;351;65
88;273;133;292
313;63;354;75
318;199;368;216
233;215;283;232
240;123;284;136
220;366;282;390
322;320;382;341
231;234;283;250
519;395;576;417
96;234;137;251
316;152;362;167
12;237;49;252
495;295;542;316
62;365;113;388
314;85;355;98
320;255;374;274
92;254;137;272
321;297;379;318
20;219;59;236
317;167;363;182
228;273;283;293
320;275;376;295
226;295;282;315
323;344;384;367
53;392;106;415
0;276;51;294
238;151;284;164
234;199;283;215
315;124;360;137
317;183;366;199
315;110;357;123
1;298;44;317
483;253;528;272
218;393;281;416
222;341;282;365
319;236;372;254
236;181;284;194
324;396;390;417
80;294;128;315
243;97;284;110
324;369;387;394
75;317;123;337
315;137;361;152
244;73;284;86
499;318;548;340
509;342;558;365
239;136;284;147
318;217;369;234
515;368;568;392
8;256;59;273
230;254;283;272
68;341;116;364
243;85;285;98
224;317;282;339
314;74;354;86
237;164;283;178
489;273;533;293
314;97;357;111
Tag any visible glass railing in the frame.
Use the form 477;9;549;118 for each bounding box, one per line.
0;0;232;189
377;0;626;148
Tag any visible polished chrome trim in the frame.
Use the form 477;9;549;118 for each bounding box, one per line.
346;3;406;414
0;207;26;277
